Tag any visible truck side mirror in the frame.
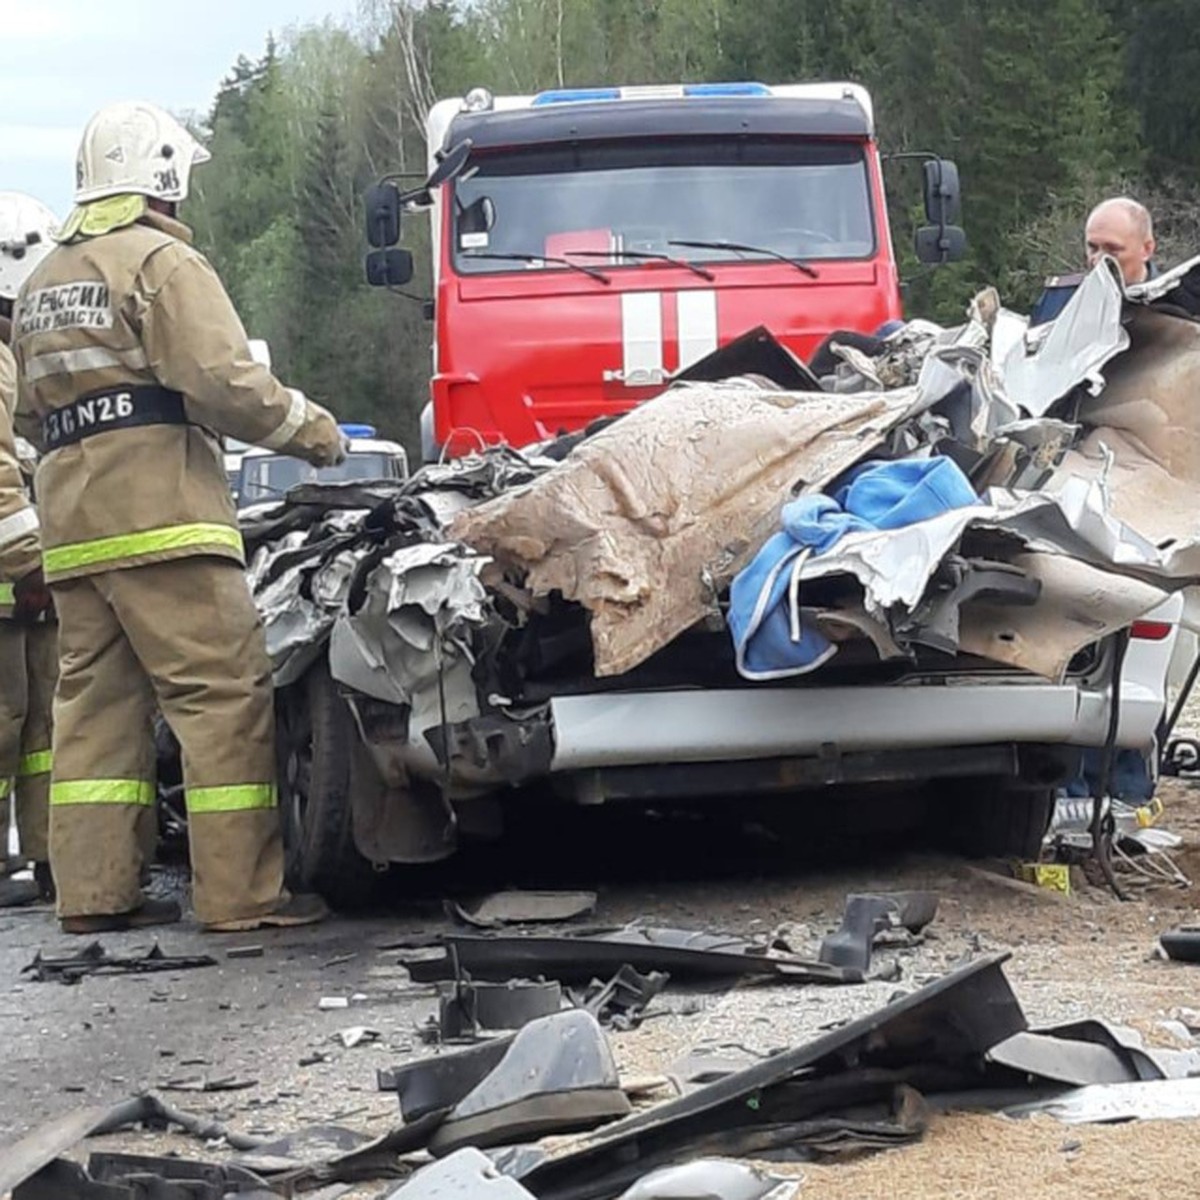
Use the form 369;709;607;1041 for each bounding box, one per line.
365;248;414;287
923;159;961;225
364;183;401;248
915;224;967;264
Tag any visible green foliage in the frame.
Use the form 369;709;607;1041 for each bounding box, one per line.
183;0;1188;458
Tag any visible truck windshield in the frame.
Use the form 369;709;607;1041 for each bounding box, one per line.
239;452;400;505
452;137;875;274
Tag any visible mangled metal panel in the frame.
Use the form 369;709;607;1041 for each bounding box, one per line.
956;551;1168;678
451;380;922;677
1001;259;1128;417
329;543;492;708
1053;303;1200;548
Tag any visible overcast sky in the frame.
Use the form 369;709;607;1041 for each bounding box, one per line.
1;0;363;218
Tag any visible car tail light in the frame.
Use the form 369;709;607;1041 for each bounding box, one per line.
1131;620;1173;641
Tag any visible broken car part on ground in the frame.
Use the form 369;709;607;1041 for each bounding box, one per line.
17;951;1200;1198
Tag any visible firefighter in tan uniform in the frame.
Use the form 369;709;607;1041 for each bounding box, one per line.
0;192;57;904
13;102;346;934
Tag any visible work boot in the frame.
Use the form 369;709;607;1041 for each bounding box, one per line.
202;892;329;933
34;861;55;903
0;876;41;908
60;897;182;935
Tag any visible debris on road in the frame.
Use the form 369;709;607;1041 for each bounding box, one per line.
227;944;266;960
437;977;564;1039
383;1146;533;1198
817;891;938;973
334;1026;381;1049
520;955;1021;1196
1005;1078;1200;1124
161;1075;259;1093
614;1158;795;1200
1160;926;1200;962
21;941;218;984
0;1094;269;1197
575;964;670;1030
427;1009;631;1154
403;924;862;985
447;889;598;928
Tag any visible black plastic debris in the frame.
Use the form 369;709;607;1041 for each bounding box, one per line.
575;965;669;1030
521;954;1023;1199
428;1010;632;1155
1160;926;1200;962
379;1035;514;1123
818;892;939;974
22;941;217;984
404;925;858;986
674;324;821;392
439;978;564;1039
0;1095;268;1198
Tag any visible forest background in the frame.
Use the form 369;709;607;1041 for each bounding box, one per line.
184;0;1200;451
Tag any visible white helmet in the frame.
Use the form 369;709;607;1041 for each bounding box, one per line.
75;101;211;205
0;192;58;301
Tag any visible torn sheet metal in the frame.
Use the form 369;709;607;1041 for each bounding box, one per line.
329;543;491;708
451;380;922;677
1005;1077;1200;1124
1126;251;1200;304
615;1159;793;1200
1053;304;1200;548
448;890;597;928
386;1147;534;1198
1001;258;1128;417
780;477;1197;677
955;551;1169;678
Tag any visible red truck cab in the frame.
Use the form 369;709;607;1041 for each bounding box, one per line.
366;82;964;458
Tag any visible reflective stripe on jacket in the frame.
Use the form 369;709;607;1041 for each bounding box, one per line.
12;210;342;582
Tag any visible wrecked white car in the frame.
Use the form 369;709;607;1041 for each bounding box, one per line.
244;260;1200;906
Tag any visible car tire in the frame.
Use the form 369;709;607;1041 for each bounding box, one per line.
277;660;384;910
937;778;1055;861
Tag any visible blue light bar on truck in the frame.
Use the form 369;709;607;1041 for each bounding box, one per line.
339;423;377;438
531;82;771;106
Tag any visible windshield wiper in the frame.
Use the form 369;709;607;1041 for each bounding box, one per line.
667;239;820;279
562;247;715;282
462;251;611;283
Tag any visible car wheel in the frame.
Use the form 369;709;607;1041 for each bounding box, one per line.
276;660;385;910
936;777;1055;861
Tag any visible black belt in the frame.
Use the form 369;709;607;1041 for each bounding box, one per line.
43;385;187;451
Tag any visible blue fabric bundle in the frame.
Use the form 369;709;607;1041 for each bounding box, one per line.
729;457;979;679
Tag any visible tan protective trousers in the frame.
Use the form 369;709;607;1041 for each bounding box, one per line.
0;620;56;865
49;558;285;924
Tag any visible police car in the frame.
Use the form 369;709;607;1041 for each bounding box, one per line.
234;423;409;510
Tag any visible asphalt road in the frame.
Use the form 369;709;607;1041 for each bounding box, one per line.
3;789;1199;1195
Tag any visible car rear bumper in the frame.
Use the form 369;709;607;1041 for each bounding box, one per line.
547;679;1160;772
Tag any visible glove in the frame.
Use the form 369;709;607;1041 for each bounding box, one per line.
12;567;52;623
